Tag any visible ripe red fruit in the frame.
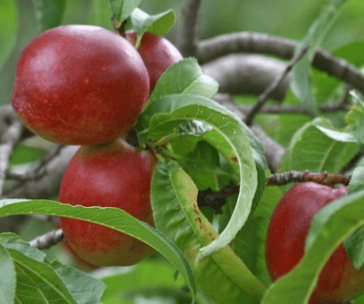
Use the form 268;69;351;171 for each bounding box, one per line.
12;25;150;145
266;182;364;303
59;139;157;266
126;31;183;91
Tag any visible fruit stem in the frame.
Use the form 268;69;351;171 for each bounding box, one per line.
112;17;127;38
149;132;180;148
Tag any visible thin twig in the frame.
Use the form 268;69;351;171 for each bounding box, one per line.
338;151;364;175
198;170;350;212
197;32;364;96
266;170;351;187
4;145;65;193
244;46;310;125
237;101;350;116
176;0;203;57
213;93;285;173
29;229;65;250
0;119;23;197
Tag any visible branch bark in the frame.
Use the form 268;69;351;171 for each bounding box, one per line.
198;32;364;95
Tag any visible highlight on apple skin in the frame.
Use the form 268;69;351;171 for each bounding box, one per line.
265;182;364;304
12;25;150;145
59;139;158;267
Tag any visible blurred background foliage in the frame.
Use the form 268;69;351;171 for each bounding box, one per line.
1;0;364;106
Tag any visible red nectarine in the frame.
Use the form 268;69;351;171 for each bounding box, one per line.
126;31;183;91
266;182;364;303
59;139;157;266
12;25;150;145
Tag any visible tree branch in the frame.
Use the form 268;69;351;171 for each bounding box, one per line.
202;54;290;101
198;32;364;96
244;46;310;125
176;0;203;57
0;114;23;197
29;229;65;250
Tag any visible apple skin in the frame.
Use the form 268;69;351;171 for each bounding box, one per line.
266;182;364;303
126;31;183;91
12;25;150;145
59;139;157;266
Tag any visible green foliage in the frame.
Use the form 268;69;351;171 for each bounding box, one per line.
32;0;66;33
131;8;176;48
0;233;104;303
151;160;265;303
0;0;17;70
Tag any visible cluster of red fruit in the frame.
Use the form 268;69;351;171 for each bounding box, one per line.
12;25;183;267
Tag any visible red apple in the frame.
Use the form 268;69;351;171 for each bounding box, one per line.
59;139;157;266
12;25;150;145
126;31;183;91
266;182;364;303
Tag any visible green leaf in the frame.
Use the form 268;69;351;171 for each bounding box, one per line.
32;0;66;33
51;260;105;304
180;141;223;191
131;8;176;48
88;0;114;30
12;249;77;303
141;58;219;117
282;117;359;172
290;0;348;116
348;166;364;194
344;167;364;269
262;190;364;303
315;125;358;143
151;160;265;303
99;260;186;302
252;181;284;287
0;242;16;304
0;0;17;70
0;199;196;300
139;94;259;257
0;233;46;262
109;0;142;26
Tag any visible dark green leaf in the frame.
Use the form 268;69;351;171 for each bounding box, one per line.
32;0;66;32
88;0;114;30
0;0;17;69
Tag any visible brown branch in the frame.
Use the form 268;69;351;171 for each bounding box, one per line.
29;229;65;250
176;0;203;57
198;171;350;212
3;145;79;200
237;101;351;116
244;46;310;125
266;170;350;187
197;32;364;96
202;54;290;101
5;144;65;193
